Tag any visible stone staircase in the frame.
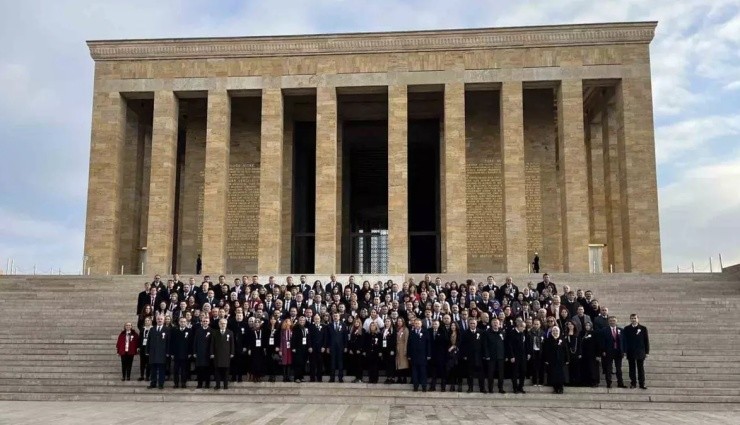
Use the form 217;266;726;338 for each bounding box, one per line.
0;273;739;410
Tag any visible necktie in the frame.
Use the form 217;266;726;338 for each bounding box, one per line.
157;326;161;332
612;328;617;349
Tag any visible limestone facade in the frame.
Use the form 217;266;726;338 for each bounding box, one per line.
83;22;662;275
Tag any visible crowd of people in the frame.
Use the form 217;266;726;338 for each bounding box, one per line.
117;273;650;393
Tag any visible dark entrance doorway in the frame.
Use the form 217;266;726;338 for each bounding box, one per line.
291;121;316;273
408;119;441;273
343;120;388;273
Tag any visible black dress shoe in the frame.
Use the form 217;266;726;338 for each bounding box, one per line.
640;386;648;390
158;386;164;390
519;389;527;394
618;384;627;389
499;389;506;394
224;384;228;390
196;384;203;389
147;385;156;389
329;378;335;383
121;378;126;381
338;379;344;383
422;387;427;392
214;386;220;390
138;377;145;381
181;383;187;389
441;387;446;393
413;387;419;392
429;386;435;392
173;384;179;389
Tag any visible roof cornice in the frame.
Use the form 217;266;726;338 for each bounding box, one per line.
87;21;657;61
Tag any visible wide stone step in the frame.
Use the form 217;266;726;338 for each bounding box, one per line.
0;391;738;411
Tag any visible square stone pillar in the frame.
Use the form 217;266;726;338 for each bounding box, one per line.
616;78;662;272
587;113;607;267
201;90;231;274
315;87;340;273
557;80;589;272
145;91;179;274
441;82;467;273
83;91;126;275
602;99;624;272
500;81;528;273
258;88;284;274
388;85;408;274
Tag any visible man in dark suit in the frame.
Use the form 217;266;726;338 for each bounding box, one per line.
325;274;342;294
623;313;650;389
147;315;170;389
170;317;193;388
506;319;529;394
460;318;485;393
142;287;162;314
483;318;507;394
211;318;234;390
601;316;627;388
407;318;431;392
137;282;152;314
428;320;449;392
326;312;348;382
193;316;213;388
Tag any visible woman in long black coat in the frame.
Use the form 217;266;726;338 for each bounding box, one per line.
564;320;581;386
247;320;268;382
381;318;396;384
543;326;569;394
290;316;310;383
580;322;601;387
347;318;365;383
364;322;383;383
264;316;281;382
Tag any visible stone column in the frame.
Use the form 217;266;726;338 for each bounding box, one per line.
388;85;408;274
258;88;284;274
145;91;179;274
500;81;527;273
587;114;607;266
441;82;467;273
315;86;340;273
83;91;126;275
616;78;662;272
201;90;231;274
602;99;624;272
557;80;589;272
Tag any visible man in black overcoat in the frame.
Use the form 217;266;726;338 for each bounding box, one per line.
623;314;649;389
211;318;234;390
147;315;170;389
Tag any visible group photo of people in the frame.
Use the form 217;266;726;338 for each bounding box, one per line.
117;273;650;394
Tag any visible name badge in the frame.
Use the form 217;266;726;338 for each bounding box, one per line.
383;340;387;348
269;337;275;346
286;341;291;349
255;339;262;347
161;333;166;339
184;332;188;338
226;334;230;341
241;328;245;334
143;338;148;346
302;337;307;345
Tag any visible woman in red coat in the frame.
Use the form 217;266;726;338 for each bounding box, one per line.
279;318;293;382
116;322;139;381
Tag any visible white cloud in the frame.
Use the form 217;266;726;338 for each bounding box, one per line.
655;114;740;164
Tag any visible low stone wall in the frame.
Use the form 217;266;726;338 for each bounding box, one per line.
723;263;740;277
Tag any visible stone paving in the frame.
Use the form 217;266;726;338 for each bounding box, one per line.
0;402;737;425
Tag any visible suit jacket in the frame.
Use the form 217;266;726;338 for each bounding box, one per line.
460;328;484;366
169;327;193;360
406;328;431;363
505;329;529;360
483;328;506;361
137;291;150;315
570;314;593;334
325;321;348;351
211;329;234;368
429;328;449;365
623;324;649;359
147;326;170;364
193;326;212;367
601;326;625;355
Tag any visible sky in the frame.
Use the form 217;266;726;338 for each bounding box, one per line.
0;0;738;274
